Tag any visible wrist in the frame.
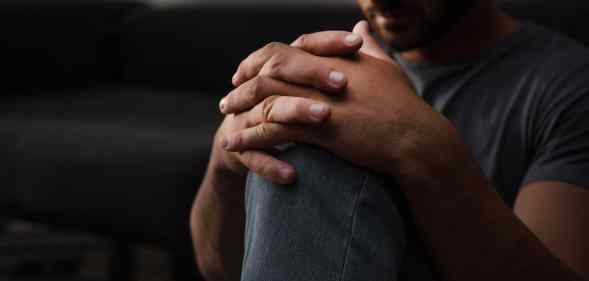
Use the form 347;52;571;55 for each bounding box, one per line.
203;155;247;195
390;120;486;193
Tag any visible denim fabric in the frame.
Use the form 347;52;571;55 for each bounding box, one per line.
241;144;415;281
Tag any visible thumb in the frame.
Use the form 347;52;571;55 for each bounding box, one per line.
353;20;393;63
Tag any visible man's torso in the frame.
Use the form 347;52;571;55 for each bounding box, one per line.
395;22;589;206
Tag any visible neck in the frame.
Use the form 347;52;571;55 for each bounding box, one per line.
399;1;519;63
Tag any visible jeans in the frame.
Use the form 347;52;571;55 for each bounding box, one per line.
241;144;434;281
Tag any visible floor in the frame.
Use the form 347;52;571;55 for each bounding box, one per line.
0;220;175;281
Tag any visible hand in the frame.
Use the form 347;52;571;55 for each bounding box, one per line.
222;21;464;182
209;93;334;185
209;24;373;185
207;26;377;185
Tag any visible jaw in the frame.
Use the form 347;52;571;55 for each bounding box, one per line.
356;0;508;62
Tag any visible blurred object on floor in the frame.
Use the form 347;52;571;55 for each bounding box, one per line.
0;220;174;281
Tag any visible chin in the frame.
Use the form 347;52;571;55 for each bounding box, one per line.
376;25;427;52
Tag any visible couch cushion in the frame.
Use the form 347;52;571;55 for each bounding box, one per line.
0;88;222;245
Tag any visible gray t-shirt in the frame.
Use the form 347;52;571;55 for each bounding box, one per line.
394;22;589;206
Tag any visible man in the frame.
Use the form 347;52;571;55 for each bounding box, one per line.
191;0;589;280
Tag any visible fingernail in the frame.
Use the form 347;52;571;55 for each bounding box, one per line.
344;34;361;46
219;98;227;113
329;71;345;87
309;103;327;120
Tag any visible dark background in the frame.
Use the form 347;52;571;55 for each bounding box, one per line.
1;0;587;280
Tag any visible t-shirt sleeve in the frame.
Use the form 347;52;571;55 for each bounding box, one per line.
522;65;589;188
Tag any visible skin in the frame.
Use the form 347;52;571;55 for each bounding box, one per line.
356;0;477;51
191;0;589;280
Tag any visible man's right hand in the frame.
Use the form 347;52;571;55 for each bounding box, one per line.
208;27;368;185
210;88;333;185
192;25;370;281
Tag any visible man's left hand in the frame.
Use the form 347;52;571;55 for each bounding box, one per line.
222;21;470;182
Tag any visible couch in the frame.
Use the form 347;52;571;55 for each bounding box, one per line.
0;0;586;280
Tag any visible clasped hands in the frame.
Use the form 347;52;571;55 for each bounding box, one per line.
212;21;460;186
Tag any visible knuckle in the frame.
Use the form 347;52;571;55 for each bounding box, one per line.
263;41;286;53
233;134;243;148
238;151;253;166
293;98;308;117
256;123;272;140
261;96;279;121
248;76;265;100
310;61;329;86
230;112;248;130
243;113;257;129
236;104;262;129
264;54;285;76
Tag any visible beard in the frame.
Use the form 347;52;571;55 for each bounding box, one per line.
371;0;477;51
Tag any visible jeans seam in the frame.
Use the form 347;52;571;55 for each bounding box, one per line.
338;173;368;281
241;173;254;275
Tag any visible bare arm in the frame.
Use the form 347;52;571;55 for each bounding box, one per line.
190;160;245;281
190;33;362;280
391;136;587;281
219;24;589;280
191;88;332;280
515;181;589;279
190;124;287;281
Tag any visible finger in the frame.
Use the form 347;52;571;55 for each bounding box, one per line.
233;94;330;130
233;43;348;93
352;20;393;63
224;122;306;152
258;50;347;93
220;76;328;115
291;31;363;56
236;150;296;185
232;42;290;87
256;96;331;124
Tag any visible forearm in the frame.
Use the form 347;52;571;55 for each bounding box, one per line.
191;163;246;281
391;126;583;281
